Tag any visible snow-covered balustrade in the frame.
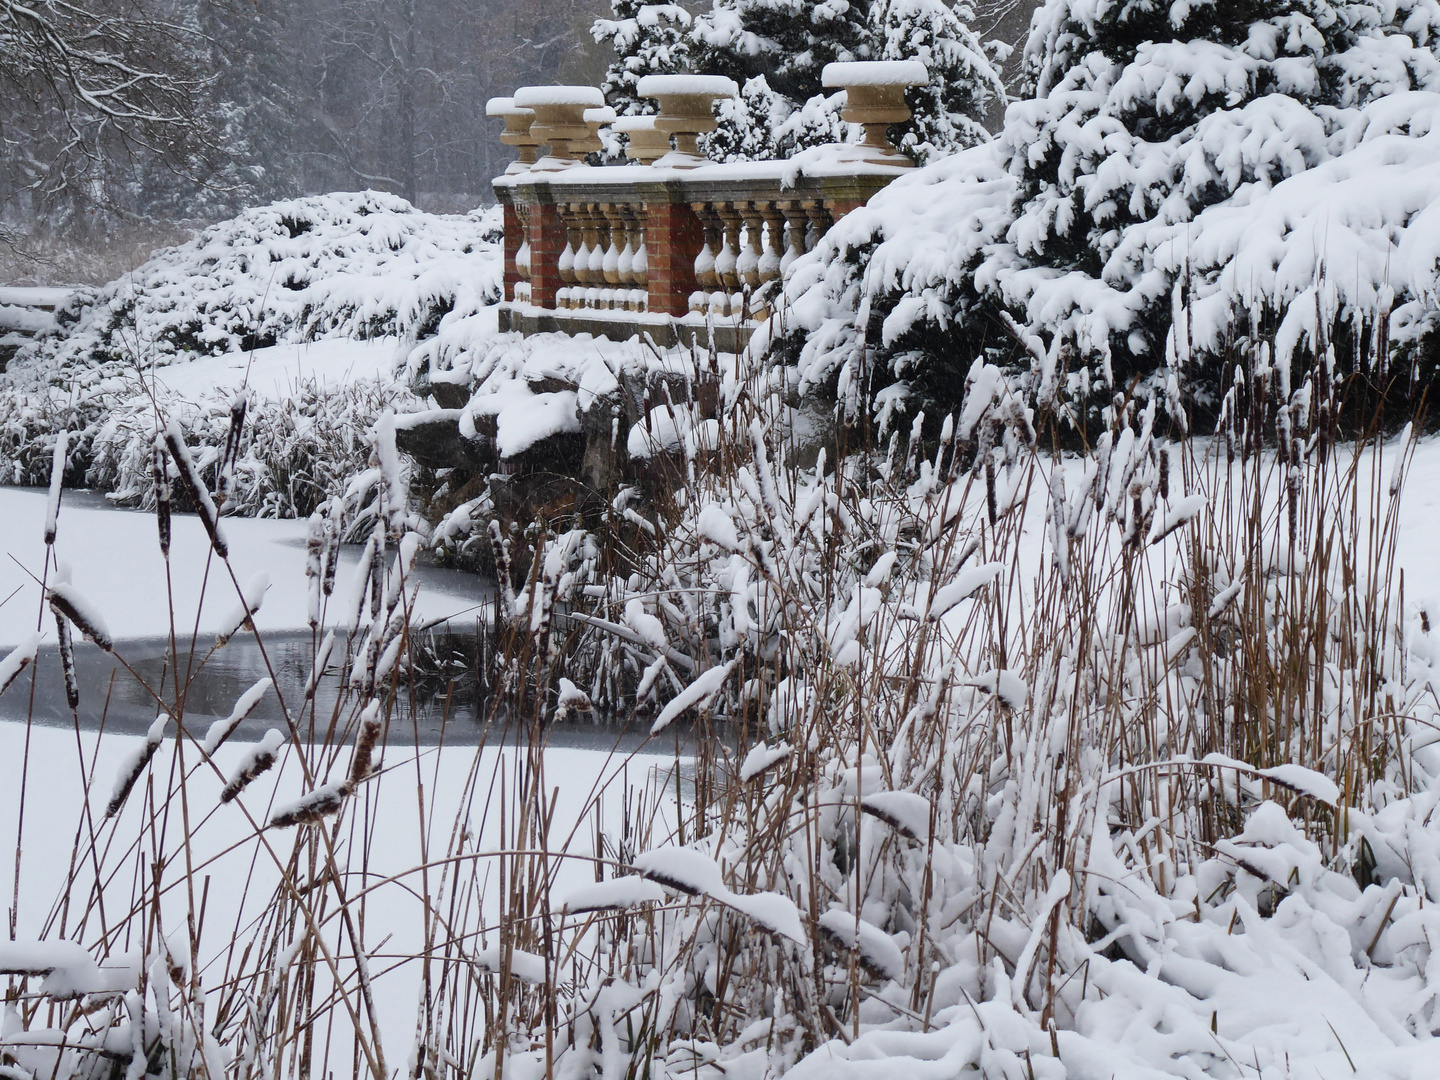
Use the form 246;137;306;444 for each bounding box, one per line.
490;62;925;350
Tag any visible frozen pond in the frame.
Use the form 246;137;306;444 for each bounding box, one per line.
0;630;693;753
0;488;697;753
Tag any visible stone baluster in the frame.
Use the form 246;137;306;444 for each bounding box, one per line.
583;205;607;307
691;203;721;313
570;203;589;295
501;201;522;302
615;206;636;299
754;205;786;318
601;204;625;309
805;203;831;253
780;203;808;277
716;205;743;312
626;207;648;309
759;206;785;284
558;206;581;308
738;203;764;291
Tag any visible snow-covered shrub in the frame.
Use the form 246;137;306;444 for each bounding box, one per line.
782;0;1440;427
89;380;414;520
8;191;501;382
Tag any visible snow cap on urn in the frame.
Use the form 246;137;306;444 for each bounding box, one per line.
821;60;928;166
513;85;606;168
486;96;541;173
637;74;739;169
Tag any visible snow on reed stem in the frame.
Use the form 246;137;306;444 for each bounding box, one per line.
152;433;171;557
48;580;113;652
43;427;67;546
0;633;39;697
163;416;227;557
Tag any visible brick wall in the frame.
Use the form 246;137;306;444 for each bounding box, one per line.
645;201;704;317
527;201;565;309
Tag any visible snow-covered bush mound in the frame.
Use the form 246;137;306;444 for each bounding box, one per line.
0;192;500;517
781;0;1440;425
7;190;501;386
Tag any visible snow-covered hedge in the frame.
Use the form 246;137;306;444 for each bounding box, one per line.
0;191;501;517
8;190;500;384
780;0;1440;426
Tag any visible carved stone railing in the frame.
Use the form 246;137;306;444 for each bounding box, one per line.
489;63;927;350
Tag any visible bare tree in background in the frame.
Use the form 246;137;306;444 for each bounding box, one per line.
0;0;214;244
299;0;608;206
973;0;1041;101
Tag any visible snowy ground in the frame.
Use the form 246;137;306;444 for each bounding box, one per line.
148;337;408;403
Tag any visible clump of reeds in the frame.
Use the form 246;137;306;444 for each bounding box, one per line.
451;302;1434;1074
1;292;1433;1080
0;388;448;1080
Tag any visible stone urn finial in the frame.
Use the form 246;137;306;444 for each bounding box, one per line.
612;115;670;165
513;85;607;168
486;97;540;173
821;60;928;166
582;106;617;157
637;74;739;169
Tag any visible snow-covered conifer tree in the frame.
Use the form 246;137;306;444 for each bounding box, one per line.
704;76;802;161
869;0;1004;162
593;1;696;117
597;0;1002;160
691;0;872;105
786;0;1440;427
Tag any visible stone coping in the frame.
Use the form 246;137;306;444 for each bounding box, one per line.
492;151;910;192
497;302;756;351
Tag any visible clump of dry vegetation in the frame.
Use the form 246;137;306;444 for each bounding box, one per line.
1;302;1438;1080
